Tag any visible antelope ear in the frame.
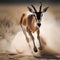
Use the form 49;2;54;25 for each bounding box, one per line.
27;7;34;13
42;7;49;13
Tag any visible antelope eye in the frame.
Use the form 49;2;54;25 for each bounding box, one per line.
34;15;35;16
33;13;36;16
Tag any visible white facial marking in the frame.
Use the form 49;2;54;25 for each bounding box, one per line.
26;11;34;15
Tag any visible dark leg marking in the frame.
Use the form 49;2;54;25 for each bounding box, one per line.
27;28;38;52
37;28;42;50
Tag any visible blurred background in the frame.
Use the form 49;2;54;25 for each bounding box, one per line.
0;0;60;4
0;0;60;59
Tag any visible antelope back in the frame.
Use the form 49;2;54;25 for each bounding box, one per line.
27;14;38;32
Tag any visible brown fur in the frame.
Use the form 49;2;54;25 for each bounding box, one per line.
20;13;38;32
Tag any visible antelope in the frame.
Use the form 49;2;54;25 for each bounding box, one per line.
20;3;49;53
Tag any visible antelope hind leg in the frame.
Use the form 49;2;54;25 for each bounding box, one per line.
27;28;38;52
37;29;43;50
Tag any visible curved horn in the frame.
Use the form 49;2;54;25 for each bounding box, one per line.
39;2;42;12
31;4;37;12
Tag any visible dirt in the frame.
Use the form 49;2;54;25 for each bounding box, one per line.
0;53;60;60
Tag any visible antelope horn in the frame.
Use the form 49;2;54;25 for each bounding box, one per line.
39;2;42;12
31;4;37;12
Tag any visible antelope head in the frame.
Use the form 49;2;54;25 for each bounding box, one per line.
27;2;49;28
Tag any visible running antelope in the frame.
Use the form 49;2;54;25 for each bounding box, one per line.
20;3;49;52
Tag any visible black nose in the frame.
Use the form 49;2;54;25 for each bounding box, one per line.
37;23;41;27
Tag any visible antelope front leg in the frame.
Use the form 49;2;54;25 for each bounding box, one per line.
37;29;42;50
27;28;38;52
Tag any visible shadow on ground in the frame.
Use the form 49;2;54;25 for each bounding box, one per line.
0;53;60;60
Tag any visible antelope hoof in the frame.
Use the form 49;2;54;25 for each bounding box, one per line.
34;46;38;52
39;46;43;50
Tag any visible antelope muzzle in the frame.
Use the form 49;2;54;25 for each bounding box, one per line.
37;23;41;27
